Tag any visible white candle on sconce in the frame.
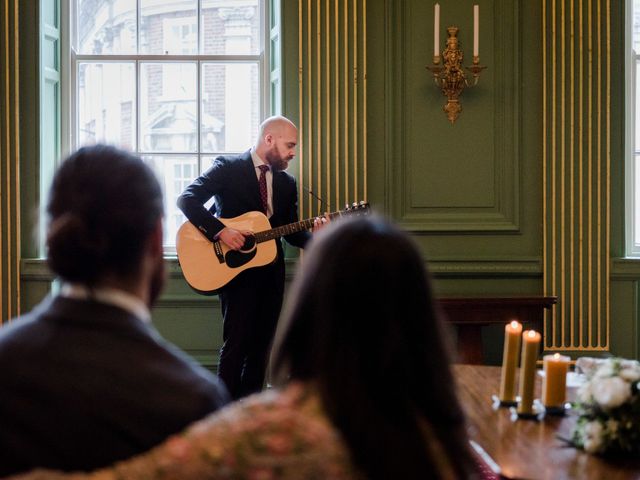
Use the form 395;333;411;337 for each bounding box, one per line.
434;3;440;58
473;4;479;58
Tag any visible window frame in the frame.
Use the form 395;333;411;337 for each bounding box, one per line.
627;0;640;256
59;0;275;252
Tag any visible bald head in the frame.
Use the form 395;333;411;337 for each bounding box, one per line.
257;116;296;144
255;116;298;171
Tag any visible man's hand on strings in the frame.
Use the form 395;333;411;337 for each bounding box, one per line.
312;213;331;233
218;227;249;250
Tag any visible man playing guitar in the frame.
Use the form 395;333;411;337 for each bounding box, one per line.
177;116;326;400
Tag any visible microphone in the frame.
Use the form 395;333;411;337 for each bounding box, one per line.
303;186;330;213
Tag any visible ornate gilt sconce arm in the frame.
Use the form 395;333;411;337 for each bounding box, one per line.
426;26;487;124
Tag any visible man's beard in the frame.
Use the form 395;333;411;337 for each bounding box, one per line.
266;148;289;171
148;254;166;308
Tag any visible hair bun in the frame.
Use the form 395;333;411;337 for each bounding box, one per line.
46;213;106;283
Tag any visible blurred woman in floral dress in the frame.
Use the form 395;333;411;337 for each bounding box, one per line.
13;216;477;480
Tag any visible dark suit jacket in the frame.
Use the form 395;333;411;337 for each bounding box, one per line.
177;150;310;256
0;295;229;477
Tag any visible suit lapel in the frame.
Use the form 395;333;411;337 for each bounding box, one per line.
272;171;287;217
239;151;263;210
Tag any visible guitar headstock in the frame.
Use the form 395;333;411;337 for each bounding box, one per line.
344;201;370;216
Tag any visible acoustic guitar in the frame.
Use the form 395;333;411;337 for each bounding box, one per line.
176;201;370;294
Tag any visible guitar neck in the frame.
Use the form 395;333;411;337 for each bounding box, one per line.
254;210;344;243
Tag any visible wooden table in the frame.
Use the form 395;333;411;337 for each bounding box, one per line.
439;297;557;364
455;365;640;480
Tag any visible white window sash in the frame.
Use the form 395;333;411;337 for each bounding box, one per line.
61;0;271;251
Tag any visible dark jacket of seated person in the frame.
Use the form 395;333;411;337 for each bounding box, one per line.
0;145;229;478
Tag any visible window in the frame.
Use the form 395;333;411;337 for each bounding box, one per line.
628;0;640;255
69;0;272;249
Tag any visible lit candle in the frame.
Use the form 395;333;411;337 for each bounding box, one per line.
517;330;541;414
499;320;522;403
542;353;570;408
434;3;440;58
473;5;479;57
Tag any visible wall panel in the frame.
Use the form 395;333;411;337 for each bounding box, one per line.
385;0;520;233
296;0;367;217
0;0;21;323
543;0;612;351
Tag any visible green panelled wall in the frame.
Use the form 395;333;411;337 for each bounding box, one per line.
14;0;639;365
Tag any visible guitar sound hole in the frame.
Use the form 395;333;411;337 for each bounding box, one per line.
239;234;256;253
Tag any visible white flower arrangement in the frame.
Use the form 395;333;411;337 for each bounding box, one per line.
570;358;640;456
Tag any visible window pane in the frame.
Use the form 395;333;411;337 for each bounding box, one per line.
634;0;640;52
140;0;198;55
78;62;136;149
143;155;198;247
140;62;198;153
77;0;136;54
201;0;261;55
201;63;260;153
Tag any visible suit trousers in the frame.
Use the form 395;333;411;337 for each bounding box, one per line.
217;258;285;399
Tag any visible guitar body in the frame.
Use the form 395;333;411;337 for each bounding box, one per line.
176;211;277;294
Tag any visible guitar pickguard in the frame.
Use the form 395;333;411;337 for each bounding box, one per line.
225;248;257;268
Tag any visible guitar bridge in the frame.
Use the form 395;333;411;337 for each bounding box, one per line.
213;241;225;264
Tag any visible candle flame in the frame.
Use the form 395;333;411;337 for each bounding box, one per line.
510;320;519;329
553;353;561;360
527;330;537;338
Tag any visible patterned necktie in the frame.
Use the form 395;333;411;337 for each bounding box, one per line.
258;164;269;214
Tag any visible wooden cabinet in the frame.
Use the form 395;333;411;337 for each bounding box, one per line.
438;297;557;364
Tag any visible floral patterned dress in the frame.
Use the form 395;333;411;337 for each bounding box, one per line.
11;382;364;480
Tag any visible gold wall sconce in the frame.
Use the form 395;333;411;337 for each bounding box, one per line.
426;4;487;124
